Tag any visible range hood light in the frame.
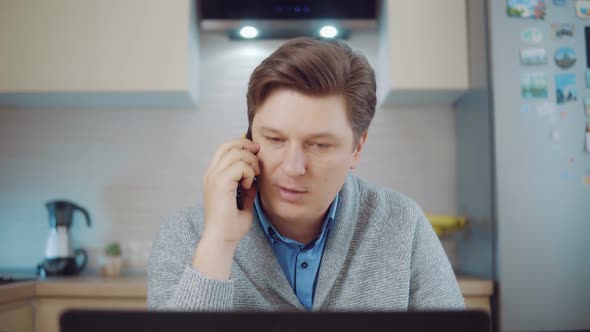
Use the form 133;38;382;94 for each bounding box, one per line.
319;25;338;38
239;26;259;39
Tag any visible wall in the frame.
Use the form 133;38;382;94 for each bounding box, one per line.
453;0;494;280
0;31;457;273
455;90;494;279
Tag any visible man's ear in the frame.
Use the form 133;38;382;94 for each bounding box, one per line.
350;130;368;170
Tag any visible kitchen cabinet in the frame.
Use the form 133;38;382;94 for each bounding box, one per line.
0;300;34;332
32;276;147;332
35;298;146;332
0;281;35;332
458;276;494;314
34;295;490;332
0;275;493;332
33;295;491;332
377;0;469;105
0;0;199;108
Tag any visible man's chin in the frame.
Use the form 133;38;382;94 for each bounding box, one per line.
267;200;306;220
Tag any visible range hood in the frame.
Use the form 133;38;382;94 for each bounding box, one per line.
199;0;377;39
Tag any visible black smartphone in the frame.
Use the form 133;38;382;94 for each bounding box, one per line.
236;127;254;210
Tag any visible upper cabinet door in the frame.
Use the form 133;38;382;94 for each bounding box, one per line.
0;0;198;108
377;0;470;106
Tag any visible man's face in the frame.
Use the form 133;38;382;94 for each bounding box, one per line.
251;88;366;224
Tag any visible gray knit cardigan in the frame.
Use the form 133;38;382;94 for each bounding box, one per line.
147;174;465;311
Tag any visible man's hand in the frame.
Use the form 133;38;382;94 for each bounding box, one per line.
193;136;260;280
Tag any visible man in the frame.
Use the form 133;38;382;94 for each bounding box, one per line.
147;37;464;311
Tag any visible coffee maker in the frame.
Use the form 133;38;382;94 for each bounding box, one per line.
37;200;92;276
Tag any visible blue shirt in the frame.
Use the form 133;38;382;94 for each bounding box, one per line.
254;193;339;311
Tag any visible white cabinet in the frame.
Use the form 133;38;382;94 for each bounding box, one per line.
377;0;469;105
0;0;198;108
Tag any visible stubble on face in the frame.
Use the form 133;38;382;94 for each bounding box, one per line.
250;89;364;237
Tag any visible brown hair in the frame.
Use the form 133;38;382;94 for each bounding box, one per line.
246;37;376;144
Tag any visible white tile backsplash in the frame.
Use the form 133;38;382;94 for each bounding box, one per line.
0;31;456;271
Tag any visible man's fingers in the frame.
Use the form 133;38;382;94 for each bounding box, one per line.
210;138;259;169
227;161;256;190
215;148;260;176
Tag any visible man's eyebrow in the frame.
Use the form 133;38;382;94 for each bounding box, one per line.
259;126;338;139
307;132;338;139
259;126;284;135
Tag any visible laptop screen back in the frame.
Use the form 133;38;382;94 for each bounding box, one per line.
60;309;489;332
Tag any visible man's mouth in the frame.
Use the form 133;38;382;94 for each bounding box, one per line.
276;185;307;202
278;185;307;193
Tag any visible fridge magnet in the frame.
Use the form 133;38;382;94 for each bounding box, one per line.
555;73;577;104
586;123;590;152
521;27;543;44
584;97;590;117
507;0;546;20
575;0;590;19
520;48;548;65
552;0;567;6
551;128;561;142
522;72;548;98
551;23;574;40
560;169;570;180
554;47;576;69
583;175;590;187
561;111;568;119
521;104;532;113
536;101;557;118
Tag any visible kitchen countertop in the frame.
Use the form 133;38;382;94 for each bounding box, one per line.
0;275;494;306
0;280;36;306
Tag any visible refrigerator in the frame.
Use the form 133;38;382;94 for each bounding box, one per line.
457;1;590;331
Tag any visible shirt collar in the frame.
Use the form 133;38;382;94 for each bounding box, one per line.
254;192;339;247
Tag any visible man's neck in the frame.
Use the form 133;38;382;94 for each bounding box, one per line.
268;211;328;245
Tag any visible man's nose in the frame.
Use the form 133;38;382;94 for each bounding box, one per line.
280;144;306;177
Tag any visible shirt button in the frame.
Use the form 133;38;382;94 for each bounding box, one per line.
301;262;308;269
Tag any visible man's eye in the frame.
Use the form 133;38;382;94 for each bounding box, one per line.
266;136;283;143
313;143;331;149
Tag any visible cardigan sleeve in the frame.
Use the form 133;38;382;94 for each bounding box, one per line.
147;207;234;311
408;208;465;310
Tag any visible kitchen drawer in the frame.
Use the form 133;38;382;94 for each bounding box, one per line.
0;300;34;332
34;297;146;332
